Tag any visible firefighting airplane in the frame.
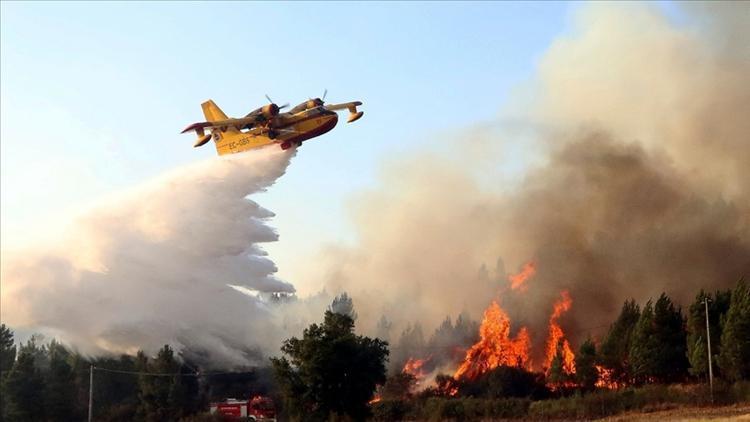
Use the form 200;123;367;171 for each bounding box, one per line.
181;92;363;156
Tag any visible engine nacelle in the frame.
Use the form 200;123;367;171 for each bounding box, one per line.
261;103;280;119
246;103;281;120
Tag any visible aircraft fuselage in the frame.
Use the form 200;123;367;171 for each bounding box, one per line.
214;107;338;155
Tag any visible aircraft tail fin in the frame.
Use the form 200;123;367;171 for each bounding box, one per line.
201;100;239;135
201;100;230;121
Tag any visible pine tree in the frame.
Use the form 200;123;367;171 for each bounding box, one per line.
0;324;16;378
329;292;357;320
375;315;392;342
169;362;200;418
630;294;688;384
45;340;76;421
686;289;731;378
68;352;92;419
629;299;657;384
89;354;140;420
391;324;426;371
718;279;750;381
454;311;480;346
427;316;454;367
654;293;689;382
547;339;573;388
0;324;17;420
575;338;598;391
599;299;640;384
3;343;46;421
137;345;180;422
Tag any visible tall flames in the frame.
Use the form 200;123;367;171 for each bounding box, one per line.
453;301;531;379
451;262;580;387
544;290;576;375
453;262;538;380
396;261;618;394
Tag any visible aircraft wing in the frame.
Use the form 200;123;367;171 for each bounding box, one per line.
181;116;262;133
325;101;364;123
241;126;299;138
324;101;363;111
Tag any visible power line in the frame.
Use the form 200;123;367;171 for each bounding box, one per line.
91;366;257;377
87;366;258;421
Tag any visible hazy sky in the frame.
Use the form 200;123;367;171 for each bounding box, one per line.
1;1;680;293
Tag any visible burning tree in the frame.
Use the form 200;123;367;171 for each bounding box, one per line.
453;301;531;380
543;291;577;390
574;338;599;391
391;324;426;373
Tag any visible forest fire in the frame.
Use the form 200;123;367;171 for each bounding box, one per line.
544;290;576;376
509;261;536;291
595;365;620;390
450;269;582;390
453;301;531;380
402;357;428;383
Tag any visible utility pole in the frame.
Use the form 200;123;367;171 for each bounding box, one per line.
704;297;714;404
88;365;94;422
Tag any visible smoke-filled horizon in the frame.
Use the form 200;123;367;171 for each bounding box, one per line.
1;3;748;371
307;3;750;366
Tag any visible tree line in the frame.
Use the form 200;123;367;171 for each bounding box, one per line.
589;279;750;387
0;332;276;421
1;279;748;421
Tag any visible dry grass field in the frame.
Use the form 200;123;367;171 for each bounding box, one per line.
600;403;750;421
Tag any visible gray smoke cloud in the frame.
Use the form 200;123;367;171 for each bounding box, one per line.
1;148;301;366
310;3;750;365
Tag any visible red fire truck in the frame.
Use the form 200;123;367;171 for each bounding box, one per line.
209;395;276;421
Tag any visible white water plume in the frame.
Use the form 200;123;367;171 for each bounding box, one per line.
1;147;297;365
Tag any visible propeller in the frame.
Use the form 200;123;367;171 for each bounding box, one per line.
308;89;328;107
264;94;289;110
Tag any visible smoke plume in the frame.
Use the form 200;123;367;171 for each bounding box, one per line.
311;3;750;362
2;3;748;371
1;148;298;366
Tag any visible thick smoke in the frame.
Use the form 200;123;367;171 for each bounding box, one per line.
1;148;299;366
2;3;748;372
311;3;750;363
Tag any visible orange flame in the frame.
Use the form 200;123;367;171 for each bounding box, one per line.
368;395;382;404
453;301;531;380
402;357;428;383
595;365;620;389
544;290;576;376
509;261;536;291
